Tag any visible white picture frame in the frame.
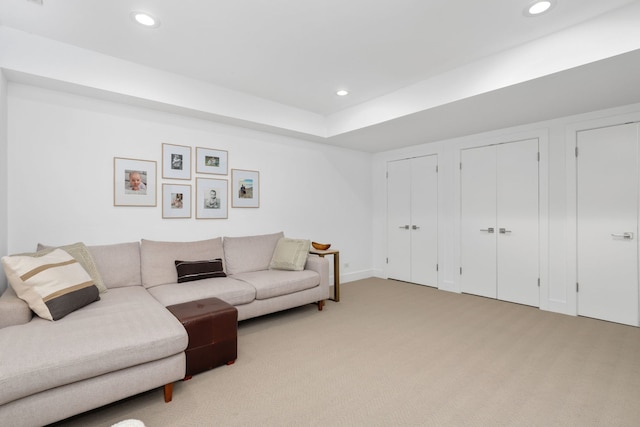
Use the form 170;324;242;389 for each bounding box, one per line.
232;169;260;208
114;157;157;206
196;178;228;219
162;184;192;219
162;143;191;180
196;147;228;175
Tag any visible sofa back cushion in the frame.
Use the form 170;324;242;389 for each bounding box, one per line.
223;232;284;275
88;242;142;288
141;237;224;288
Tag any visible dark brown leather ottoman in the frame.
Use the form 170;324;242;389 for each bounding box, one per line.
167;297;238;379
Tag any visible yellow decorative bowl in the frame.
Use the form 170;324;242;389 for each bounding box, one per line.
312;242;331;251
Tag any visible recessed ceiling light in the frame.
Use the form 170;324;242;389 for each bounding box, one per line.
130;11;160;28
524;0;556;17
336;90;349;97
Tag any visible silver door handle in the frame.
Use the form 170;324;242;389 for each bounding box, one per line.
499;228;512;234
480;227;494;233
412;225;420;230
611;232;634;240
399;225;409;229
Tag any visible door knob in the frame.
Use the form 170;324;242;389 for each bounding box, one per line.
480;227;495;233
399;225;409;229
499;228;512;234
611;232;634;240
412;225;420;230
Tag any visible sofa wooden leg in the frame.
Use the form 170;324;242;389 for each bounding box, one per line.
317;300;325;311
164;383;174;403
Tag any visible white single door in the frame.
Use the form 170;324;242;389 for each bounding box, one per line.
496;139;539;306
387;159;412;282
460;145;497;298
577;123;639;326
411;155;438;286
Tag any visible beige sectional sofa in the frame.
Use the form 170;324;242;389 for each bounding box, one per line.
0;232;329;427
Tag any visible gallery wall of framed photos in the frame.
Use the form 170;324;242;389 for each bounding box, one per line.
114;143;259;220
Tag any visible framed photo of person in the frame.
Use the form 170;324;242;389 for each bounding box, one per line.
196;147;228;175
231;169;260;208
162;184;192;219
162;143;191;180
196;178;228;219
114;157;157;206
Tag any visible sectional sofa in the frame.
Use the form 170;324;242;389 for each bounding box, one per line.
0;232;329;427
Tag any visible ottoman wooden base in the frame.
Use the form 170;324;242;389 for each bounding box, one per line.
167;297;238;378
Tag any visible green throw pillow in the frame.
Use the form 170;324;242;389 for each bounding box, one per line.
269;238;310;271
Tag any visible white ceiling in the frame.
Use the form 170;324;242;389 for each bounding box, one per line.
1;0;640;151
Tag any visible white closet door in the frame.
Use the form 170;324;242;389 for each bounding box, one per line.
577;123;639;326
496;139;539;306
411;155;438;286
387;159;412;282
460;145;497;298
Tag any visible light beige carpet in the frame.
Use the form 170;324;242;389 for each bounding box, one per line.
50;278;640;426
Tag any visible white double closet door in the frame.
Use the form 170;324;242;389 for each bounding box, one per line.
387;155;438;287
460;139;539;307
577;123;639;326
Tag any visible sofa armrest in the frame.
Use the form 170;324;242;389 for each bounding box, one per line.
0;287;33;329
304;255;330;291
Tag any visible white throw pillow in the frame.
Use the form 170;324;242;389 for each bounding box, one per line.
269;238;310;271
1;248;100;321
36;242;107;293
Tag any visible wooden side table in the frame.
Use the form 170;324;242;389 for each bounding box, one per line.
310;248;340;302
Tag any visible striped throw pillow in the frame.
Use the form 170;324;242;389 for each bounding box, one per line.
1;248;100;321
175;259;226;283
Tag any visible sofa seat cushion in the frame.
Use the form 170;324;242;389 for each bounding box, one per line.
231;269;319;300
147;277;256;308
0;286;187;406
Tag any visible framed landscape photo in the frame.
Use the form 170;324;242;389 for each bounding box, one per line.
114;157;157;206
196;147;228;175
196;178;228;219
232;169;260;208
162;184;192;219
162;143;191;180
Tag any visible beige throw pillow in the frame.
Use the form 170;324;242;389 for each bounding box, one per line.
2;248;100;321
36;242;108;293
269;238;310;271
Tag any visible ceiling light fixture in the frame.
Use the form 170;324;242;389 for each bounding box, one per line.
524;0;556;17
336;90;349;97
130;11;160;28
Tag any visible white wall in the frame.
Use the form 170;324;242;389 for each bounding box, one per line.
6;83;373;283
0;71;8;293
373;101;640;317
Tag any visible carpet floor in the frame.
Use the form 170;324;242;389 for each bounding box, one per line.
50;278;640;426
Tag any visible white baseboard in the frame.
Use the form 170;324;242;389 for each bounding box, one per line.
339;269;375;284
